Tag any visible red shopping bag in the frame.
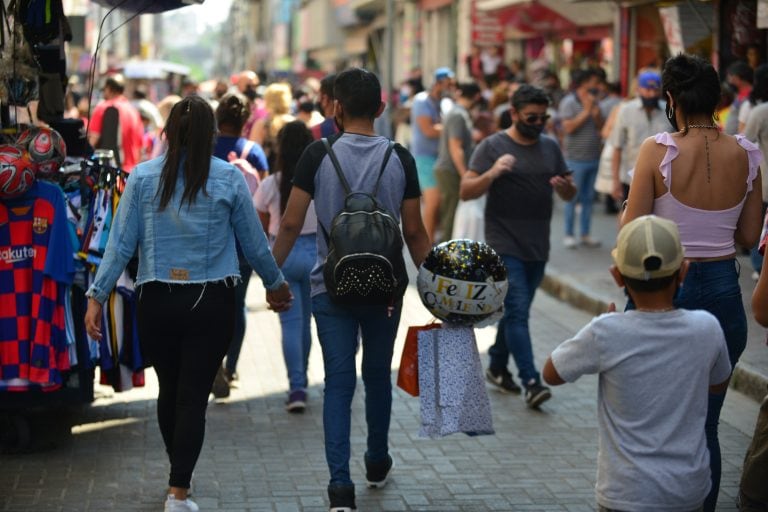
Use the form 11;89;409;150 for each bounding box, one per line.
397;322;441;396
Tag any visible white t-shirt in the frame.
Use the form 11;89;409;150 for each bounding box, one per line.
550;309;731;511
253;173;318;237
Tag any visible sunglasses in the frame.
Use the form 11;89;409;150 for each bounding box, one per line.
522;114;551;124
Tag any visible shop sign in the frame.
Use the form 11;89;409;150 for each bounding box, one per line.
472;0;504;45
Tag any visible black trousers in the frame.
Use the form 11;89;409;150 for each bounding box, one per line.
137;281;236;488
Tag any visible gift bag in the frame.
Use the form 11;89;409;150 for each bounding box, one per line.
397;322;441;396
418;323;494;438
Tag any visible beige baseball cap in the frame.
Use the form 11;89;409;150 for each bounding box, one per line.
612;215;684;281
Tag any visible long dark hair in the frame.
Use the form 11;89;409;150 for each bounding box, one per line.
276;121;313;214
157;95;215;210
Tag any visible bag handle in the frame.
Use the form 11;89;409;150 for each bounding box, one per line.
321;137;352;195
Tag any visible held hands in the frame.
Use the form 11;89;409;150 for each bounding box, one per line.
490;154;516;179
266;281;293;313
85;298;103;340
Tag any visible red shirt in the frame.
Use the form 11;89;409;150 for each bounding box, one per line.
89;95;144;172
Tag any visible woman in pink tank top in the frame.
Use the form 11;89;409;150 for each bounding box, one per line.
621;54;763;511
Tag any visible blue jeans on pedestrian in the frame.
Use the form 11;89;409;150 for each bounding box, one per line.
488;255;546;385
625;259;747;511
278;234;316;392
225;258;252;376
311;292;402;487
564;159;600;238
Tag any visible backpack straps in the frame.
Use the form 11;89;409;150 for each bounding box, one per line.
240;139;255;161
322;137;396;197
372;141;396;197
321;137;352;195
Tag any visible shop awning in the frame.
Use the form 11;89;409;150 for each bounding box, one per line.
477;0;614;36
90;0;204;14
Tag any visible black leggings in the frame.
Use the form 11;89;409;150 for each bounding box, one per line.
137;281;236;488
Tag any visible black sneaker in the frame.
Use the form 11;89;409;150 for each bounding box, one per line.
328;484;356;512
365;453;394;489
485;367;522;394
211;366;230;398
524;381;552;409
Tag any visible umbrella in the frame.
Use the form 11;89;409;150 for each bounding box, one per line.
90;0;204;14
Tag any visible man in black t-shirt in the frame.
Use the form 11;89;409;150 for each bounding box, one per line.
460;85;576;409
271;68;431;512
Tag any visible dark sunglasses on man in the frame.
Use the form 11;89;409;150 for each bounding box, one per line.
523;114;550;124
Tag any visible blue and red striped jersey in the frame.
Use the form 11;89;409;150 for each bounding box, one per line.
0;181;75;389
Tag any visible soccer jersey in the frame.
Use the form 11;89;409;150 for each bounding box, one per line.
0;181;75;389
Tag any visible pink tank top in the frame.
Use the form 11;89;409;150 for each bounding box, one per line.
652;132;762;258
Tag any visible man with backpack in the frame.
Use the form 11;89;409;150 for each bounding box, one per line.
271;67;431;512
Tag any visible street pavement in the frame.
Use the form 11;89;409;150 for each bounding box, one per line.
0;271;761;511
544;198;768;402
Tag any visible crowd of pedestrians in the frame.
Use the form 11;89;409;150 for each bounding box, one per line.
75;51;768;512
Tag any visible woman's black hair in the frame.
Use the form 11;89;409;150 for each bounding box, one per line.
276;121;314;214
157;95;215;210
661;54;720;133
750;64;768;105
215;92;250;134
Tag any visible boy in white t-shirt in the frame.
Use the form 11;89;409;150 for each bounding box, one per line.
543;215;732;512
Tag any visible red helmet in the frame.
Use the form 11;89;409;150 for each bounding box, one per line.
0;144;37;199
16;126;67;179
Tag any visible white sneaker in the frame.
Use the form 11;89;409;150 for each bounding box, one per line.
165;494;199;512
563;236;578;249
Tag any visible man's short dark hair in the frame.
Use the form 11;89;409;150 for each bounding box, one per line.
622;271;679;293
511;84;550;112
571;68;602;87
320;73;336;100
458;82;481;99
728;61;754;83
333;68;381;119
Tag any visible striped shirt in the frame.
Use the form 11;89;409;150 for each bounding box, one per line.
559;92;602;161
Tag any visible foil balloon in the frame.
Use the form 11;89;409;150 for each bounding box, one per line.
417;239;508;326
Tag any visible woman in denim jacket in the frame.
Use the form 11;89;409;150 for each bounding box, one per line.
84;95;292;512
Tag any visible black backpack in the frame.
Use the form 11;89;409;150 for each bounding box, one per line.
320;138;408;306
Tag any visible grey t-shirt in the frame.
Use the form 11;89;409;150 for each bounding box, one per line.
559;92;602;161
292;132;421;297
435;104;473;174
468;131;567;261
551;309;731;511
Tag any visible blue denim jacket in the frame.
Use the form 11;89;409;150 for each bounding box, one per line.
87;156;284;304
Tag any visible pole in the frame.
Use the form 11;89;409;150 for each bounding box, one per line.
385;0;395;134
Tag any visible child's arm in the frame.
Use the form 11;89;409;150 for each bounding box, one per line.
543;357;566;386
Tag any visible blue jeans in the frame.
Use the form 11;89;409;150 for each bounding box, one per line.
225;258;252;375
564;159;599;237
488;255;546;385
625;259;747;512
311;293;403;487
278;234;316;391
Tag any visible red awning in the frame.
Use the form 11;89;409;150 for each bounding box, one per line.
495;1;578;34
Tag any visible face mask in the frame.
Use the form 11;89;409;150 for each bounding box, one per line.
665;102;679;131
243;86;256;102
641;97;659;109
516;121;544;139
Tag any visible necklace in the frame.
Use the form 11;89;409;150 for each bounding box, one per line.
684;124;718;130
